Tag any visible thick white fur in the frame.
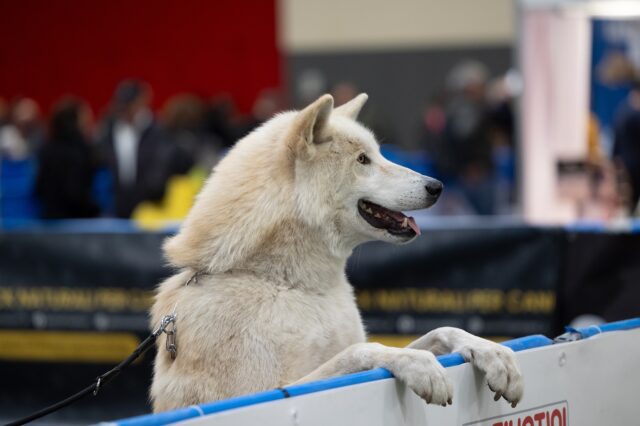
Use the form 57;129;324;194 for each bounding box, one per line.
150;94;523;412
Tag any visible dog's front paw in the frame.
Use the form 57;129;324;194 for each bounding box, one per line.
459;341;523;407
392;349;454;406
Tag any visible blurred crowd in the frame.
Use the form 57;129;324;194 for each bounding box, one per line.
4;59;636;223
0;80;284;223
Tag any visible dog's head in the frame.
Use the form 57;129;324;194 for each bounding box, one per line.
290;94;442;246
165;94;442;272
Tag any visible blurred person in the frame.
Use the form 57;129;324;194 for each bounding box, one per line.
486;75;515;150
486;74;517;213
162;93;219;171
97;80;191;218
612;80;640;214
35;97;99;219
593;50;640;215
0;97;43;160
443;61;495;215
417;93;452;177
415;94;479;216
204;95;241;148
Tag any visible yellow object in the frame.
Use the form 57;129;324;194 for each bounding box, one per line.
133;168;207;230
368;334;509;348
0;330;141;363
368;334;419;348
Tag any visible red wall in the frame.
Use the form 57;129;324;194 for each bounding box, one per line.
0;0;281;115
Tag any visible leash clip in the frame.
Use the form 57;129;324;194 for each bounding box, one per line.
165;320;177;360
154;305;178;360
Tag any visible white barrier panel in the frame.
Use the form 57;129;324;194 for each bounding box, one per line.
107;319;640;426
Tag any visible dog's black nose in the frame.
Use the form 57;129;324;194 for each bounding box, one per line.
425;180;443;197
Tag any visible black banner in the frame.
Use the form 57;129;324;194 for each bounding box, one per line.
0;228;564;339
348;226;563;338
0;232;168;333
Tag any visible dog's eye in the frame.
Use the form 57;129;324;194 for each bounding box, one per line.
357;153;370;165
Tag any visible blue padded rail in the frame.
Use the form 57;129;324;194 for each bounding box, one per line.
105;319;640;425
104;333;559;426
105;319;638;425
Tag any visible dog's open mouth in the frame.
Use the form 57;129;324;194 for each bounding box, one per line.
357;199;420;237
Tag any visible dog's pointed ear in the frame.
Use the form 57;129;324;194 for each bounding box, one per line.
291;94;334;154
333;93;368;120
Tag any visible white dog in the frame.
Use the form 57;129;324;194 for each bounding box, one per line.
150;94;523;412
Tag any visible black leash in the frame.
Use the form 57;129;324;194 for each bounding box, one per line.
5;313;177;426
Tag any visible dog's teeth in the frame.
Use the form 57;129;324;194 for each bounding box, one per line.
366;208;373;214
402;218;408;228
374;213;381;218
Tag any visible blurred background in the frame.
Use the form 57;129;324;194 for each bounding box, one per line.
1;0;640;423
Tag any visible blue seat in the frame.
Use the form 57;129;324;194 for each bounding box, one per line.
1;158;39;221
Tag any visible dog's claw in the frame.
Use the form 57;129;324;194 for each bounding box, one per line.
494;391;502;401
447;397;452;405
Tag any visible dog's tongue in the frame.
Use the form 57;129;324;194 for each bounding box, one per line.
386;209;421;236
407;216;421;236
